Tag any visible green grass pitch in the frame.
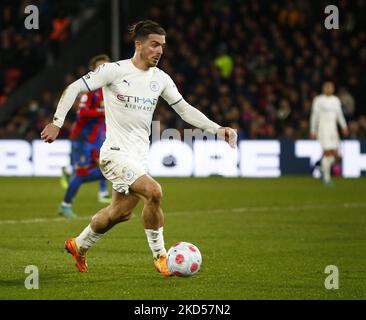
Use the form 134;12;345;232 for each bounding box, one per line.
0;176;365;299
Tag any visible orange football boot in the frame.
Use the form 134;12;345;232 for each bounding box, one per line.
154;255;173;277
64;238;88;272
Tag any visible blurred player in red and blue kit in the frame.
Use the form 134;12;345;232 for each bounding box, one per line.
59;54;111;218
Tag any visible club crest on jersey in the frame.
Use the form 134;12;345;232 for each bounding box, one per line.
150;81;160;92
124;169;135;181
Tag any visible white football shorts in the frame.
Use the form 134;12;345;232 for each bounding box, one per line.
318;132;339;150
99;147;146;195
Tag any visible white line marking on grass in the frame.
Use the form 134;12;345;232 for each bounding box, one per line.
0;202;365;225
170;202;366;216
0;216;91;225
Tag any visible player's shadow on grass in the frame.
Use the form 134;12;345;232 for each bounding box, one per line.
0;279;25;287
0;273;64;287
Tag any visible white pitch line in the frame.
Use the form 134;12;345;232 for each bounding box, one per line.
170;202;366;215
0;216;91;225
0;202;365;225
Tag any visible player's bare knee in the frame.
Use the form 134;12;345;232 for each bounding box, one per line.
116;210;133;222
147;184;163;204
109;204;131;223
91;207;108;223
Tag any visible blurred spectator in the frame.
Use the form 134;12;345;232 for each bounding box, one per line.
358;116;366;139
214;43;234;78
277;99;291;122
0;0;95;102
348;121;359;139
278;3;302;28
49;10;71;59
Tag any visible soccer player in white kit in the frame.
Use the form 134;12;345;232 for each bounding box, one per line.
310;81;349;185
41;20;237;276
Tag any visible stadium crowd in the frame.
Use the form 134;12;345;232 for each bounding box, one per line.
1;0;365;141
0;0;74;105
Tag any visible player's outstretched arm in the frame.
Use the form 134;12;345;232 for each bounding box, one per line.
41;62;118;143
171;99;237;148
309;97;319;139
309;132;316;140
336;99;348;138
341;127;349;138
41;123;61;143
217;126;238;148
161;73;237;148
40;78;87;143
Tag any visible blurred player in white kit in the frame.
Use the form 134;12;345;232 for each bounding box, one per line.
41;20;237;276
310;81;349;185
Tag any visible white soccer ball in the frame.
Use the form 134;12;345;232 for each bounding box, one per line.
167;241;202;277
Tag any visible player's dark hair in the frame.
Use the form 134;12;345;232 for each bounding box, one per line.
89;54;111;70
129;20;166;41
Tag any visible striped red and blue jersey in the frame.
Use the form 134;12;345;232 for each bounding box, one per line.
69;88;106;144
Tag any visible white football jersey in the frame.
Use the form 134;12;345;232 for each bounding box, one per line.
310;94;347;137
82;59;183;161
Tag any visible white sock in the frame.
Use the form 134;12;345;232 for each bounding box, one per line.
63;165;73;176
321;156;335;183
62;201;71;207
98;191;109;197
75;224;103;254
145;227;167;259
